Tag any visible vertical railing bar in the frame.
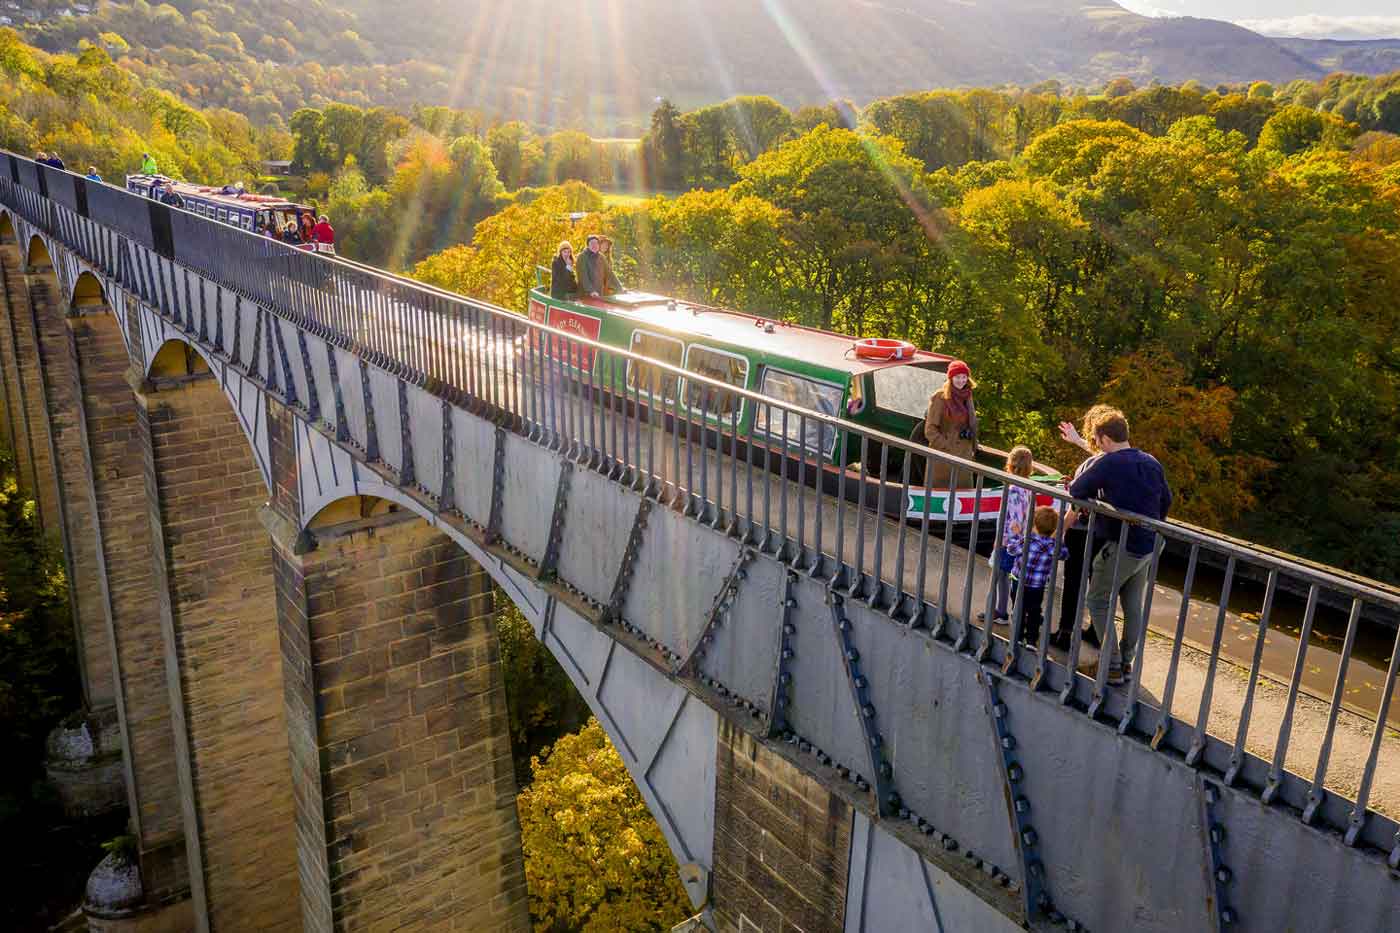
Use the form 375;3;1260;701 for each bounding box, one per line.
968;477;1000;661
673;377;684;507
890;450;912;619
1187;555;1237;766
797;414;810;567
1263;584;1319;802
1061;510;1099;704
870;443;889;608
851;435;870;596
1117;536;1165;732
1347;621;1400;844
698;390;711;520
1223;568;1278;778
834;429;849;581
778;408;791;559
1088;521;1131;716
1303;597;1365;823
729;403;740;534
933;462;959;640
912;459;933;628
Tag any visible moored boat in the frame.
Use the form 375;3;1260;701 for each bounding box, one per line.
527;276;1062;525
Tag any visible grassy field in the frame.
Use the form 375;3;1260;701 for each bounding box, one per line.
601;190;652;207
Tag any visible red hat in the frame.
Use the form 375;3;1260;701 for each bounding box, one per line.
946;360;971;380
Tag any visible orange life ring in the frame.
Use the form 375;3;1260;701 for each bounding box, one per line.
853;337;917;362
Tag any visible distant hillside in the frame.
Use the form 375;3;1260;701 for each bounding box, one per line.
1277;38;1400;76
22;0;1394;129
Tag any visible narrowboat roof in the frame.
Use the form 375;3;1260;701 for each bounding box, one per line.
127;175;303;210
533;288;952;376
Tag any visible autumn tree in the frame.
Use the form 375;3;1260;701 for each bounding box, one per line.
516;719;690;932
413;187;593;311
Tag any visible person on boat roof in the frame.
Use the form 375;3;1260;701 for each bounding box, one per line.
141;152;158;175
923;359;977;487
598;236;624;296
577;234;605;297
551;241;578;299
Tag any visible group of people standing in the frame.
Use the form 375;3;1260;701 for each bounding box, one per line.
33;150;104;183
257;211;335;251
927;363;1173;686
551;234;623;300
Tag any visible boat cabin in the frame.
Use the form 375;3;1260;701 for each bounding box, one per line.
125;175;312;238
527;286;957;470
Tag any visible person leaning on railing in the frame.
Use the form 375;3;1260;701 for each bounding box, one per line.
1063;407;1173;685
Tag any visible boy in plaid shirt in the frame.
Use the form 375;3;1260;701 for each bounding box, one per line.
1004;506;1069;646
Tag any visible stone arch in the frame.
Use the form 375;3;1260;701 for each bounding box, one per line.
143;333;271;494
71;269;106;310
275;493;533;930
135;335;301;930
0;209;14;243
287;461;715;914
26;232;52;270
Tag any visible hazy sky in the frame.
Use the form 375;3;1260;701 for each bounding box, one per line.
1115;0;1400;39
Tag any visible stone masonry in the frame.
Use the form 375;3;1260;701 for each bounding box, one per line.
271;504;530;932
0;232;41;507
712;719;853;933
28;262;117;711
72;303;190;899
137;360;301;930
8;238;63;534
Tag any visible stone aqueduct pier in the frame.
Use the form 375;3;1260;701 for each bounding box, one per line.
1;155;1398;932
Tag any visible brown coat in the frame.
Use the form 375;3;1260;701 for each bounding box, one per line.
924;393;977;487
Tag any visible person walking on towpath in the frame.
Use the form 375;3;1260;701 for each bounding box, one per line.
1065;407;1172;685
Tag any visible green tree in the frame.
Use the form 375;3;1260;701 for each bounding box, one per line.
1257;105;1352;156
289;107;326;173
488;120;545;190
735;125;937;333
641;99;684;191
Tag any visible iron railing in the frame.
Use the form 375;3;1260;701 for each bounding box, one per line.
3;153;1398;865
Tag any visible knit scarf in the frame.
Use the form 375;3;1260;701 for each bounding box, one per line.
944;384;973;424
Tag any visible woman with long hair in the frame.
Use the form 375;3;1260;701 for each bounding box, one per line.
550;242;577;299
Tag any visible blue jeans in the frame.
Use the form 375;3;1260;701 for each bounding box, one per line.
1085;542;1153;673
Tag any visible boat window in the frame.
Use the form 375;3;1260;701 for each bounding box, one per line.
755;368;842;457
626;330;684;400
216;208;228;222
872;363;946;419
683;345;748;419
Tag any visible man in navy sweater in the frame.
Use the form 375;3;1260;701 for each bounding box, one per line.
1066;408;1172;685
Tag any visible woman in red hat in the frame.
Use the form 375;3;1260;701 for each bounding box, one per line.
923;360;978;487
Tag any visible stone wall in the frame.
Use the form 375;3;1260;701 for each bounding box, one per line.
273;509;530;932
712;720;853;933
139;371;300;929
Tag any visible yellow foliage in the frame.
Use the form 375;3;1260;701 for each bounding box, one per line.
516;718;690;932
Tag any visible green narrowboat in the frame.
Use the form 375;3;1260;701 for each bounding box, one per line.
527;280;1059;523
